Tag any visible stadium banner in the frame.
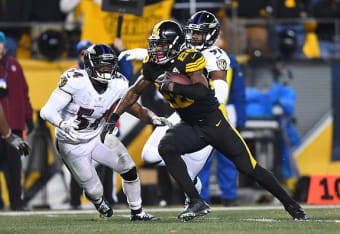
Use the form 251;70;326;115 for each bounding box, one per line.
331;62;340;161
81;0;174;49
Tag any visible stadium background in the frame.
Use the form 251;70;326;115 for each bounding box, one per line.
0;0;340;208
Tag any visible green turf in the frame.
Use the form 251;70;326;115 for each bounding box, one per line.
0;207;339;234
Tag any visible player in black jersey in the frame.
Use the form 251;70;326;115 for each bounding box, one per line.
101;20;307;222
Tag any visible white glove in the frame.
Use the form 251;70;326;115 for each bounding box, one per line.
151;116;173;128
118;48;148;61
59;117;80;141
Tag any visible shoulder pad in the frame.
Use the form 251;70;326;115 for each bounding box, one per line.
143;55;151;64
58;68;87;94
177;49;206;73
109;73;129;98
202;46;230;72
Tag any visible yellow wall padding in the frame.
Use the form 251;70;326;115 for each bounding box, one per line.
296;120;340;175
19;59;77;111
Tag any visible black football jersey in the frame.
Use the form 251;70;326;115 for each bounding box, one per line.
142;49;219;123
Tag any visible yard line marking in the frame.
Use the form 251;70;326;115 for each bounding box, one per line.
0;205;339;216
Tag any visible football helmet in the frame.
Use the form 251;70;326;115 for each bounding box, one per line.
185;11;220;50
148;20;185;64
84;44;119;83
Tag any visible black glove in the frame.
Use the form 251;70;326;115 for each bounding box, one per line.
100;113;120;143
155;72;171;93
5;132;31;156
26;118;34;135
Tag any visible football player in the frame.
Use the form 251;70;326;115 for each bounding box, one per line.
102;21;307;222
40;44;169;221
119;11;235;206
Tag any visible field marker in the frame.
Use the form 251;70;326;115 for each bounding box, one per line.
0;205;339;216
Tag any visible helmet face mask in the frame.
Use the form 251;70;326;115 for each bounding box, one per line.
148;40;170;64
148;20;185;64
84;44;119;84
185;11;220;50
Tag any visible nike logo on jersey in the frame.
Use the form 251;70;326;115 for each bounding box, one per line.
216;120;222;127
191;53;196;59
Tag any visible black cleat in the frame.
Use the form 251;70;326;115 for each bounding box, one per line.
178;199;210;222
85;193;113;217
284;203;308;221
131;211;160;221
94;198;113;217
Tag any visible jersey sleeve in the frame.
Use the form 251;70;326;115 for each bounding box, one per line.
58;68;86;95
179;49;207;73
113;72;129;99
202;47;230;73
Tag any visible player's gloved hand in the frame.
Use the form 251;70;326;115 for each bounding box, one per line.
100;113;120;143
59;117;80;141
4;131;31;156
155;72;172;93
151;116;173;128
118;48;148;61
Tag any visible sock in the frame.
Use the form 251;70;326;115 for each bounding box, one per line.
163;154;201;200
131;207;142;215
254;165;295;205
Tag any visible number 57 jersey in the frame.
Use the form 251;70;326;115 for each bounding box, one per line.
56;68;129;144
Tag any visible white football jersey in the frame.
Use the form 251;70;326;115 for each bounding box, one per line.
201;45;230;73
56;68;128;144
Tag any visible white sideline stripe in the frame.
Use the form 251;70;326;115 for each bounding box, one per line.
0;205;339;216
242;218;340;223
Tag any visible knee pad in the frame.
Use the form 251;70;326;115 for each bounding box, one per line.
116;152;136;175
121;167;138;181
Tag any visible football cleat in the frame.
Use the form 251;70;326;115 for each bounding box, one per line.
130;210;160;221
284;203;308;221
85;193;113;217
178;199;210;222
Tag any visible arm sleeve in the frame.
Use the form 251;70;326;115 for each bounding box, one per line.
40;88;72;127
172;83;209;99
212;79;229;104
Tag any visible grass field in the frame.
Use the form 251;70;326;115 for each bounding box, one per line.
0;205;339;234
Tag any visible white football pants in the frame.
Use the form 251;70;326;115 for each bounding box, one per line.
57;134;142;210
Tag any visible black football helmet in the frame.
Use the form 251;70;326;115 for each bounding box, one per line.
148;20;185;64
84;44;119;83
185;11;220;50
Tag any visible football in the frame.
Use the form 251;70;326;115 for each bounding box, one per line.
169;73;192;85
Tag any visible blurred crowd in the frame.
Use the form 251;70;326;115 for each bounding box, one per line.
0;0;339;60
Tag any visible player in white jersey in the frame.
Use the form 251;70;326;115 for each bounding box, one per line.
118;11;232;201
40;44;170;221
